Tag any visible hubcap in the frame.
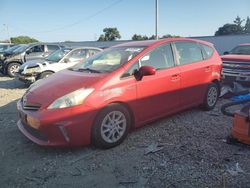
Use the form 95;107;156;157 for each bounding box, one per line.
101;111;126;143
207;87;218;107
10;65;19;75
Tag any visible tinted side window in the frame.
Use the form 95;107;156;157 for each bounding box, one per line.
140;43;175;70
47;45;59;51
68;49;87;59
29;45;44;53
175;41;203;65
200;44;214;60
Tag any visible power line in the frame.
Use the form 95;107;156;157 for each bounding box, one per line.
8;0;123;34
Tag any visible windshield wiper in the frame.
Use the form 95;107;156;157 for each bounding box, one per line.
69;67;101;73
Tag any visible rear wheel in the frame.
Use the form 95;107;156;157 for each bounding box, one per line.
92;104;131;149
7;62;20;77
202;82;219;111
39;71;53;79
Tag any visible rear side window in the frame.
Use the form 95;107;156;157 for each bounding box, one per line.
201;44;214;60
175;41;203;65
47;45;60;52
139;43;175;70
29;45;44;53
68;49;87;59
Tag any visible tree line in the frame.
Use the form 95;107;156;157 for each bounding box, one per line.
215;16;250;36
1;16;249;44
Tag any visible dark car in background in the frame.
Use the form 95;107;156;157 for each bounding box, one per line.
0;43;63;77
221;43;250;84
0;43;15;53
0;44;22;60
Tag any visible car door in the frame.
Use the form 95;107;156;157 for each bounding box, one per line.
173;41;211;108
25;45;45;61
135;43;181;123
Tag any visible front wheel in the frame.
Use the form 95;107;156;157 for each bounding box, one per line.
202;83;219;111
7;62;20;77
39;71;53;79
92;104;131;149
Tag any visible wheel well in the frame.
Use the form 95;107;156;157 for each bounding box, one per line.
5;61;22;73
102;102;135;129
212;79;221;94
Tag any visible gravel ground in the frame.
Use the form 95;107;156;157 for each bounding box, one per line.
0;75;249;188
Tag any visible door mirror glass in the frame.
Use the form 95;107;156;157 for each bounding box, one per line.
135;66;156;80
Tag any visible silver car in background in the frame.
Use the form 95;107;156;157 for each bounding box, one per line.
16;46;102;85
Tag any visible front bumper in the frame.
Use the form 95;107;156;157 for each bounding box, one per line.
16;72;37;84
16;100;97;147
222;68;250;83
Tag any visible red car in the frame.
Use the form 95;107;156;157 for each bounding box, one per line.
221;43;250;84
17;38;222;148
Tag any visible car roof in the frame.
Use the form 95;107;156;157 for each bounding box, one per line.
113;38;213;48
239;43;250;46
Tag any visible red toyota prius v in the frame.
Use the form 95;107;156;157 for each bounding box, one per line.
17;38;222;148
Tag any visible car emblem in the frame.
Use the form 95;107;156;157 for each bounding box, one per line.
23;95;27;106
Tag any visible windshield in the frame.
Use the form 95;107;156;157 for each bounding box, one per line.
70;47;145;73
4;45;21;53
46;48;71;62
230;45;250;55
13;44;29;54
0;45;9;52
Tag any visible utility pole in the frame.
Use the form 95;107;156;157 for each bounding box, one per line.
155;0;159;40
3;24;11;44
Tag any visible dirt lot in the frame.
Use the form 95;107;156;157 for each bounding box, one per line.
0;75;249;188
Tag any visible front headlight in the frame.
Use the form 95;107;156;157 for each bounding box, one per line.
47;88;94;109
24;67;40;74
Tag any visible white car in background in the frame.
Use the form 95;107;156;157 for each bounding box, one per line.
16;47;102;85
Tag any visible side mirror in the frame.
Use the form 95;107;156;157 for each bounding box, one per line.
135;66;156;80
63;58;69;63
223;51;229;55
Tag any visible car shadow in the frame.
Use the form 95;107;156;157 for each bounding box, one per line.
0;74;27;89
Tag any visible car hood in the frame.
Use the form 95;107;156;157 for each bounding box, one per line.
20;59;45;69
221;54;250;62
24;69;106;107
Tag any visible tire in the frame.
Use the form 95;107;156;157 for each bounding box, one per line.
7;62;20;77
39;71;53;79
92;104;131;149
202;82;219;111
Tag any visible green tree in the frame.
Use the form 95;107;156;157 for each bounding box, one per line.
233;16;245;27
98;27;121;41
161;34;181;38
10;36;39;44
245;16;250;34
215;23;244;36
131;34;148;40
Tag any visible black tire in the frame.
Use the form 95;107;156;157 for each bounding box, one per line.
92;104;131;149
7;62;20;77
39;71;53;79
201;82;219;111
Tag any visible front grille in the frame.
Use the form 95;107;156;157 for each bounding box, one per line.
22;121;48;142
21;97;41;111
223;61;250;70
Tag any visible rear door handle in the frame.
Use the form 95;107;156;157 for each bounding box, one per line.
171;74;180;82
205;66;211;72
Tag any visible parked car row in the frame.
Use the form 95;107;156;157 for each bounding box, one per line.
0;43;63;77
16;46;102;85
16;38;223;148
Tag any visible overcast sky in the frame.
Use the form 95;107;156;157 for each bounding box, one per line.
0;0;250;42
